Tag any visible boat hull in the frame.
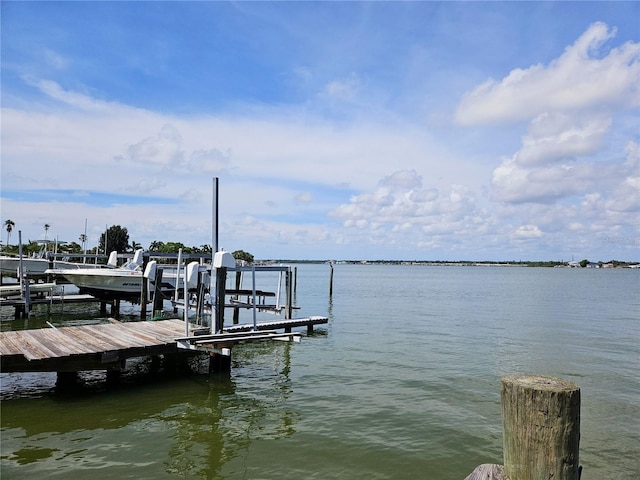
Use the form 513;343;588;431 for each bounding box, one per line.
0;257;101;278
54;269;181;301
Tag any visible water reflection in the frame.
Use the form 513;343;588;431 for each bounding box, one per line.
1;341;299;479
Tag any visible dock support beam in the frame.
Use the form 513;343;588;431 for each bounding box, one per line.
214;267;227;333
56;371;79;389
209;352;231;374
152;269;164;318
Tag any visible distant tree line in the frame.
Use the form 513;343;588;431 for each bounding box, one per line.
1;223;255;264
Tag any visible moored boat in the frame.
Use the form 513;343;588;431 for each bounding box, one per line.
46;250;203;301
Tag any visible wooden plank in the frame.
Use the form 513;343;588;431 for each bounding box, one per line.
114;322;170;345
37;329;97;356
0;331;26;356
137;320;184;337
74;325;131;350
18;330;66;360
41;328;98;355
91;322;162;347
59;326;115;353
23;329;78;357
123;321;178;341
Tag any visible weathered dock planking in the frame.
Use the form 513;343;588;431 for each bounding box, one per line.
225;316;329;334
0;319;187;373
0;316;329;375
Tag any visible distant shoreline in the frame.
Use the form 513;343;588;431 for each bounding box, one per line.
259;259;640;268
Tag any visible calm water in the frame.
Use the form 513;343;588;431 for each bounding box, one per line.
1;265;639;479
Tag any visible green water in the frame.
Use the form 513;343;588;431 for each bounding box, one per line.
1;265;639;479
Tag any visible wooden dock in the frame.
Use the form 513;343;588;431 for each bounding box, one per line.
1;292;111;319
0;316;328;374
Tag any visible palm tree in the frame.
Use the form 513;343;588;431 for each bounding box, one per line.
44;223;51;241
79;233;87;262
4;219;15;247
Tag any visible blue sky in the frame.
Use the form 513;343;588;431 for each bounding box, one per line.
1;1;639;261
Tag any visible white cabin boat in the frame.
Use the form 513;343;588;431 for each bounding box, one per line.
46;250;202;301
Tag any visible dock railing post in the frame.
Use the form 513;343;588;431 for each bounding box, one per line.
251;266;257;331
285;267;292;320
152;268;164;319
501;374;581;480
214;267;227;333
140;255;148;320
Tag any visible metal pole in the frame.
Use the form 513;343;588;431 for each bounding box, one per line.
175;248;182;304
213;177;219;254
211;177;219;334
18;231;24;291
252;266;257;331
183;266;189;337
83;219;87;263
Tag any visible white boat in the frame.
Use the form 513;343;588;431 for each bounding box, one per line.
0;255;104;278
46;250;202;301
0;242;103;278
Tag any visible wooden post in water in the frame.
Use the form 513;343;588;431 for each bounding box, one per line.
214;267;227;333
152;269;164;319
501;374;581;480
232;271;242;324
140;256;148;320
285;267;292;319
293;266;297;294
329;261;334;297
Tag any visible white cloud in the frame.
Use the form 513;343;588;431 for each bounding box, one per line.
455;22;640;126
22;76;124;114
330;169;492;252
517;113;611;166
511;224;543;240
120;124;185;166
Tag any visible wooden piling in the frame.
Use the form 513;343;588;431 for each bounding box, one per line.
293;266;297;294
232;271;242;324
140;256;149;320
214;267;227;332
329;262;334;297
285;268;292;319
152;269;164;318
209;352;231;374
501;374;581;480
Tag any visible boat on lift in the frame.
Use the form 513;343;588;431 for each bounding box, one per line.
46;250;203;301
0;241;103;279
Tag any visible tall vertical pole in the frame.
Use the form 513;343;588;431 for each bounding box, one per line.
174;248;183;305
18;231;24;288
212;177;219;334
251;266;257;331
83;219;88;263
18;231;30;316
213;177;219;254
